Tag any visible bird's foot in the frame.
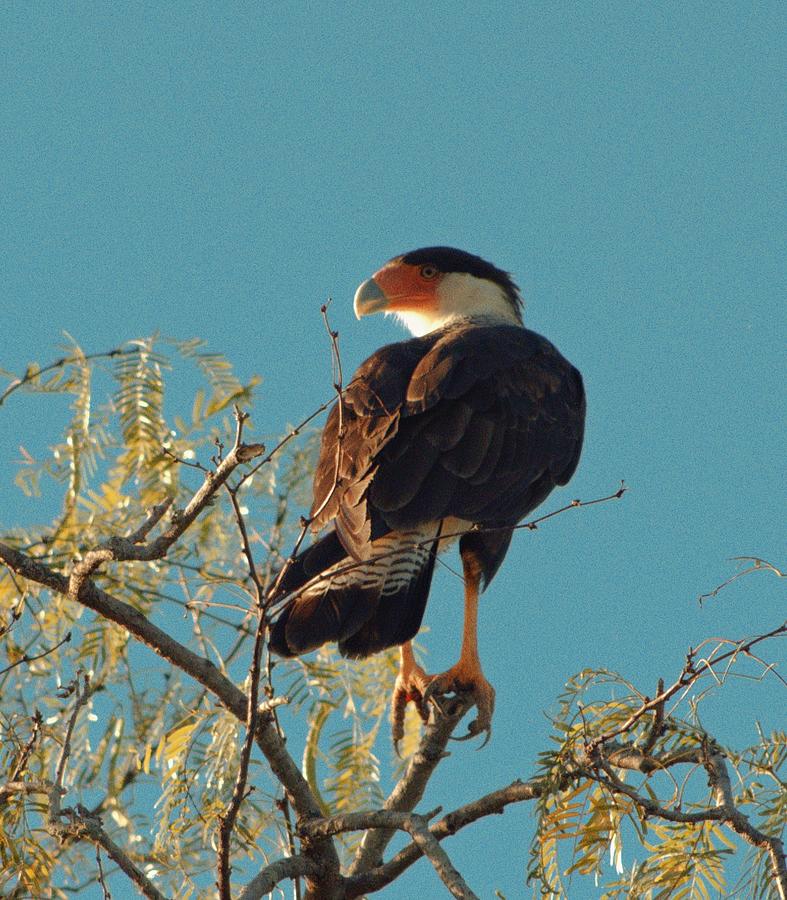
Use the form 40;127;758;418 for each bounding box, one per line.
422;661;496;748
390;659;432;755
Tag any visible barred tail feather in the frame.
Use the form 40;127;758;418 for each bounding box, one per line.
268;526;440;659
338;541;437;658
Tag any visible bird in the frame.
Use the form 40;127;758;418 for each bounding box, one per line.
269;247;585;746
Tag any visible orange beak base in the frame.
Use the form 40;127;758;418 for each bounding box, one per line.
354;261;442;319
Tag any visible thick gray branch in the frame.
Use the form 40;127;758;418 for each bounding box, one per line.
586;753;787;900
239;855;320;900
349;696;472;874
704;750;787;899
343;778;545;896
303;810;478;900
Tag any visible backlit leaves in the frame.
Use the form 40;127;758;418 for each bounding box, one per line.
527;663;785;898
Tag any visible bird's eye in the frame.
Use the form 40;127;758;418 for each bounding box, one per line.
420;265;439;280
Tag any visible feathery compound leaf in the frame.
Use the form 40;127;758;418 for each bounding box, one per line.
113;338;170;498
168;337;260;422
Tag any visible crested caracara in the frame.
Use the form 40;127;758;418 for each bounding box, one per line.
270;247;585;745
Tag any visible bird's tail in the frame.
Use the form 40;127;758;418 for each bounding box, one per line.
268;528;438;659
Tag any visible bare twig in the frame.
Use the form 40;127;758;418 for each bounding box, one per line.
263;305;349;612
0;631;72;678
96;844;111;900
699;556;785;604
8;710;43;783
218;409;273;900
308;303;345;526
161;444;210;472
268;483;628;622
235;396;338;491
0;346;137;408
49;672;92;821
588;620;787;752
641;677;665;755
0;581;25;638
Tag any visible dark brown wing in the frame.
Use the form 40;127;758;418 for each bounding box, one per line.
311;323;585;568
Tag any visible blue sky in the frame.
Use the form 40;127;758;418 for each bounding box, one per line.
1;3;784;897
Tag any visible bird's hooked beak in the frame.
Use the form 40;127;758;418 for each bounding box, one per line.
353;278;389;319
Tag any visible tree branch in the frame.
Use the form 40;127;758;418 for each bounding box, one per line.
587;619;787;752
342;778;546;896
703;748;787;899
0;346;138;408
238;855;320;900
348;695;473;875
31;673;171;899
578;747;787;899
302;808;479;898
0;540;340;895
53;804;170;900
218;410;273;900
0;631;72;678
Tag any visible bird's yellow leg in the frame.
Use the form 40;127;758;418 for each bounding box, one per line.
390;641;432;753
422;553;496;745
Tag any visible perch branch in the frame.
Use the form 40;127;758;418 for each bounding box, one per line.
342;778;546;896
349;696;473;874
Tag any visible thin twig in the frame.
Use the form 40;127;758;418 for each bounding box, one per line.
8;710;43;783
50;672;92;821
641;677;665;755
268;484;627;620
0;346;138;408
96;844;111;900
0;631;72;678
235;395;339;491
587;620;787;752
217;409;272;900
699;556;785;604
